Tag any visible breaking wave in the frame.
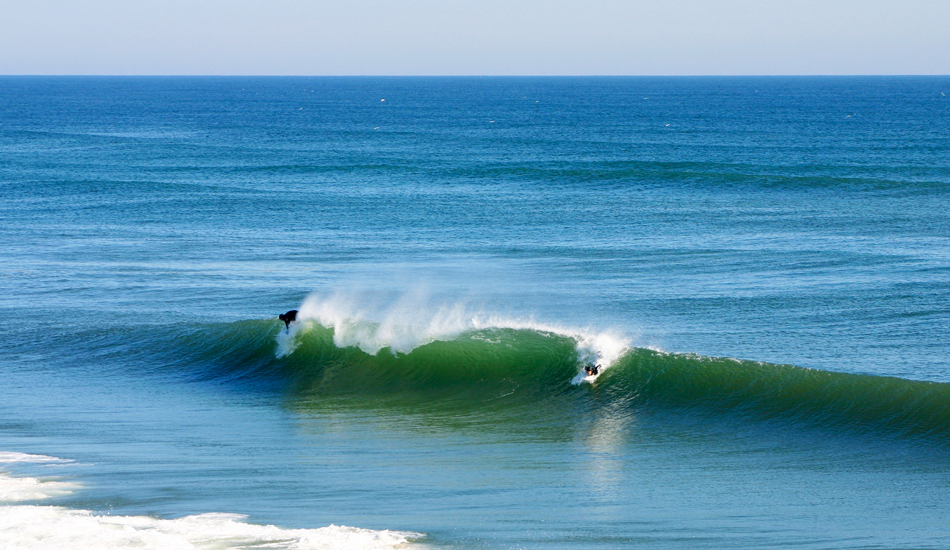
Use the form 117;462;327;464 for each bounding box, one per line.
65;291;950;444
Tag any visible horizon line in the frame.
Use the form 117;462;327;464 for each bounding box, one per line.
2;73;949;78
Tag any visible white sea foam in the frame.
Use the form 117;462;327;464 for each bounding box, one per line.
0;454;79;503
0;472;79;503
290;290;631;379
0;455;424;550
0;452;72;465
0;507;423;550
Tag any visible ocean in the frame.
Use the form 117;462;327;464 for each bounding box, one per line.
1;75;949;549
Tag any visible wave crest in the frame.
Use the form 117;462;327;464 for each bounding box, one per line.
290;290;630;369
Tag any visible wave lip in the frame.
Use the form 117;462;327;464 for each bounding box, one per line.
295;290;630;359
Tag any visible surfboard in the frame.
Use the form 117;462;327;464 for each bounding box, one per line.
571;370;601;385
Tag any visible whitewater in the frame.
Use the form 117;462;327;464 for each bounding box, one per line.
0;453;420;550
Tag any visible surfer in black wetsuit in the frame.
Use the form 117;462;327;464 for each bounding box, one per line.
584;363;600;376
279;309;298;330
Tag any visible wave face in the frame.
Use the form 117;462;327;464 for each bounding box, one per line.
157;295;950;444
606;348;950;440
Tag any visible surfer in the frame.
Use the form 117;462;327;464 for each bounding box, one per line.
584;363;600;376
279;309;298;330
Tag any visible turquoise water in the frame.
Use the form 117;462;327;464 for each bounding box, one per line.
1;76;950;548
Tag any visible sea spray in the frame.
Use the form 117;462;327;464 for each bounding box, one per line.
296;289;475;355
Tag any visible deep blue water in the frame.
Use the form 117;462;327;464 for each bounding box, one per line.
1;76;950;549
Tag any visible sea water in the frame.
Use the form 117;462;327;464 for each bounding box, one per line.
1;76;949;548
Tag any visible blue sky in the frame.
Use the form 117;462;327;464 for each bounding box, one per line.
2;0;948;75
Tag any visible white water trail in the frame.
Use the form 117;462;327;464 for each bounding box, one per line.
275;318;309;358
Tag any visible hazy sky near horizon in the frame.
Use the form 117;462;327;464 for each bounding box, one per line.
2;0;948;75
